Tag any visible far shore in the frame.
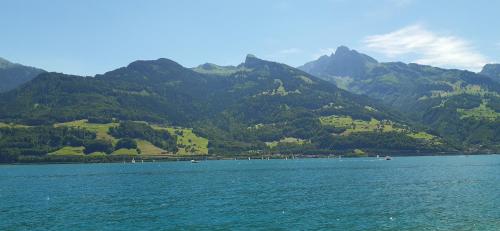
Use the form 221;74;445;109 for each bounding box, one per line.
1;152;498;165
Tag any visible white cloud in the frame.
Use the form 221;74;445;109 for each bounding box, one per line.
364;24;488;71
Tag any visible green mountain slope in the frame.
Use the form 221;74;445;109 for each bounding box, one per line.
0;57;45;92
0;55;451;162
299;46;500;151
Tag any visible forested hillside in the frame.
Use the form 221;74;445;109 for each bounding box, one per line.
300;47;500;151
0;55;452;162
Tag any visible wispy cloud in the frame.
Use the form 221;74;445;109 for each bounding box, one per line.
364;24;488;71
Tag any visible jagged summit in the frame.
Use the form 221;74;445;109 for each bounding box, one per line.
298;46;377;78
246;54;257;59
244;53;261;63
333;45;352;56
243;54;271;68
333;46;377;63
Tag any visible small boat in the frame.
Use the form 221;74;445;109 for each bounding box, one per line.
376;155;380;159
141;159;144;164
248;157;251;160
384;156;392;160
131;158;136;164
191;160;200;163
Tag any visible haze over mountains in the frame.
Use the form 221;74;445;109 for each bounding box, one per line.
480;64;500;83
0;57;45;92
0;47;499;162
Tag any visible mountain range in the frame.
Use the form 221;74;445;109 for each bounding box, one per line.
299;47;500;151
0;49;498;162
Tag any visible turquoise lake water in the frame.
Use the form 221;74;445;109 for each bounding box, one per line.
1;155;499;230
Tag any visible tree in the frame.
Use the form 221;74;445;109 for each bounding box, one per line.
84;140;113;154
115;138;137;150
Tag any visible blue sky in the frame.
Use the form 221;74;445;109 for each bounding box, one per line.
1;0;499;75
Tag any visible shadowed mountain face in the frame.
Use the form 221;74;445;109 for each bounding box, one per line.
299;46;378;80
0;57;45;92
0;55;450;155
299;46;500;150
480;64;500;83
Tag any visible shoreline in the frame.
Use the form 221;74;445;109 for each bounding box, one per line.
1;152;498;165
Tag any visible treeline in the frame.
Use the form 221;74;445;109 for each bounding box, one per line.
0;126;95;162
421;94;500;149
109;121;178;152
0;55;476;161
316;132;450;152
0;121;181;162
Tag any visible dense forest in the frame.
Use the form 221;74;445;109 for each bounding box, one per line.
300;46;500;152
0;52;497;162
0;126;95;162
109;121;178;153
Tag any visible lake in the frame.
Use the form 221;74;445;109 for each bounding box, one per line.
1;155;499;230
